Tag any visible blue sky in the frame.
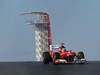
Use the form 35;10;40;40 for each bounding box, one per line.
0;0;100;61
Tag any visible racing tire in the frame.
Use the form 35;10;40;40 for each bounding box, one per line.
77;51;85;59
43;52;51;64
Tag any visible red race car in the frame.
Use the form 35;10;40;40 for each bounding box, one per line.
43;43;87;64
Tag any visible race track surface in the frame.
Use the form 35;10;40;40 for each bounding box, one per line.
0;61;99;75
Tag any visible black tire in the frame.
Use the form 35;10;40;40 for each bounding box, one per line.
43;52;51;64
77;51;85;59
54;53;60;60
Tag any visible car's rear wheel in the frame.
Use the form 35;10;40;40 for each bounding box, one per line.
77;51;85;59
43;52;51;64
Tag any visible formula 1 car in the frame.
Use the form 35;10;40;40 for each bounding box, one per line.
43;43;87;64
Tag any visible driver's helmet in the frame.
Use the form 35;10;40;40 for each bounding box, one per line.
60;43;65;48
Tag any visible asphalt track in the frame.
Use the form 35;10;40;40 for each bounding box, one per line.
0;61;99;75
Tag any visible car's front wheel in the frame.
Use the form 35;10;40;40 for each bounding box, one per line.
43;52;51;64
